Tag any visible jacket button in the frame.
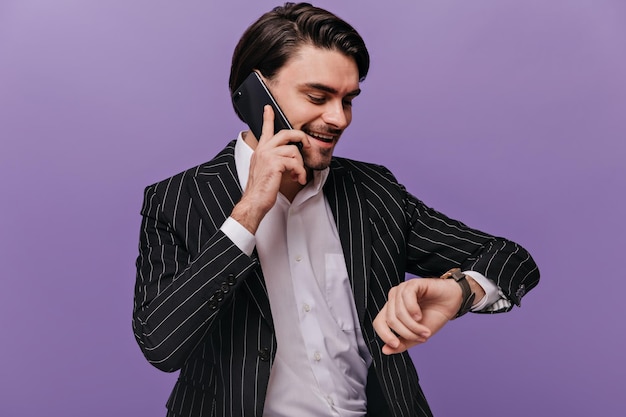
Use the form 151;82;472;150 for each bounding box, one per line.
227;274;237;286
258;348;270;361
220;282;230;293
208;299;218;310
515;284;526;299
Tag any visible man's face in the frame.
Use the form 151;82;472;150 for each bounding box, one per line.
266;45;361;170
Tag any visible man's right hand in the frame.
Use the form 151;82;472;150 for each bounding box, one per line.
231;105;310;234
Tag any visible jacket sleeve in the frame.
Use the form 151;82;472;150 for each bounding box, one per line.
360;161;540;312
402;186;539;311
132;180;257;372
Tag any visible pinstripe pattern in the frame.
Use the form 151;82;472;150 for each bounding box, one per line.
133;141;539;417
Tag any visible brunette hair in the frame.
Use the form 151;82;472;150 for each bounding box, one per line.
229;2;370;120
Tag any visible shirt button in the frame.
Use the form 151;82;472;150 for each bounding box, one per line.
313;351;321;362
303;304;311;312
295;255;302;262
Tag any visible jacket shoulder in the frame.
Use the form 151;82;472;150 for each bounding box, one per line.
330;157;403;198
331;156;398;185
144;141;237;195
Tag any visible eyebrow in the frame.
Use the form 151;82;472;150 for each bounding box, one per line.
305;82;362;98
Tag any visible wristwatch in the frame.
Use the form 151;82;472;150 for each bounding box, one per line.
443;269;475;319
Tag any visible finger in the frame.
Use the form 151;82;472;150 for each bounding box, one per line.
259;105;275;141
299;131;312;149
383;296;426;346
273;142;304;159
272;128;309;150
283;156;308;185
389;285;430;339
264;149;303;171
272;143;306;181
400;280;424;321
383;289;410;339
289;129;312;151
375;302;429;355
381;341;410;356
373;305;401;350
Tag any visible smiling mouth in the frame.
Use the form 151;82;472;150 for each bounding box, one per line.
305;130;337;143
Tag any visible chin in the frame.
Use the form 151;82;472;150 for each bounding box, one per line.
304;157;331;171
306;162;331;171
303;147;334;170
303;154;333;171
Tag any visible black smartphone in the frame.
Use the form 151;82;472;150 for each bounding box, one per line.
232;72;300;148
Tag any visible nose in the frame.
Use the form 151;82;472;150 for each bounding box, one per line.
322;100;350;130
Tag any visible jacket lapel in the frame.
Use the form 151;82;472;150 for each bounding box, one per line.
324;159;371;323
188;141;274;327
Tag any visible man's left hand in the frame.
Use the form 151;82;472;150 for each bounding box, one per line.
373;275;479;355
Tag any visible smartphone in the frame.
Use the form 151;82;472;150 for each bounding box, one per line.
232;72;300;149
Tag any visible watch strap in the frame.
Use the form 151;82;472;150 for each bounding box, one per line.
444;269;475;319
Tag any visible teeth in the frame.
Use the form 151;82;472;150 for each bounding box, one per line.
308;132;334;142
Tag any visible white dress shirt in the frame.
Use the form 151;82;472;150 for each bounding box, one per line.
224;134;370;417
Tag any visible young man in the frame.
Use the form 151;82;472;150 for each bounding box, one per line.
133;3;540;416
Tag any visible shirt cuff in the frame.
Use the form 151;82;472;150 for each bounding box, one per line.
220;217;256;256
463;270;503;312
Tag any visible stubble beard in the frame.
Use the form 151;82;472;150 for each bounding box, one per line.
303;147;333;171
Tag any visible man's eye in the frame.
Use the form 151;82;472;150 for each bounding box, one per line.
343;100;353;108
308;95;326;104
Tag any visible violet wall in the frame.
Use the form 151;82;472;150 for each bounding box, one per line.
1;1;624;415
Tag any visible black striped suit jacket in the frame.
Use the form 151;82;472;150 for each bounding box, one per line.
133;140;539;417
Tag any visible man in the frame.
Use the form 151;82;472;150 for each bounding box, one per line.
133;3;539;417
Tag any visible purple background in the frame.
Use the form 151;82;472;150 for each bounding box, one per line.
1;0;624;416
